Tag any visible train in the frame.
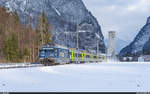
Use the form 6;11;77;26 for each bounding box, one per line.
39;44;107;66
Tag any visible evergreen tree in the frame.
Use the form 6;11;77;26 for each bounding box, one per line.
22;48;30;61
13;11;20;25
3;33;19;62
0;7;44;62
39;11;52;46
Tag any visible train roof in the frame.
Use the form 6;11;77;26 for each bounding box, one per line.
41;44;69;49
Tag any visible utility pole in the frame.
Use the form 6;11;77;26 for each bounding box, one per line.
76;24;79;64
96;33;100;60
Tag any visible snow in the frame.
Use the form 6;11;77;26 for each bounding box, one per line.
95;33;100;38
0;62;150;92
79;30;87;32
51;5;61;16
5;1;13;12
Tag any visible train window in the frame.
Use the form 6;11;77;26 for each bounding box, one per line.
40;50;45;53
54;49;58;57
40;50;45;57
60;52;65;58
59;49;69;58
64;51;68;58
60;50;66;58
49;50;54;57
54;49;57;53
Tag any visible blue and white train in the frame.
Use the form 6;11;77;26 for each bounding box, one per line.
40;44;107;65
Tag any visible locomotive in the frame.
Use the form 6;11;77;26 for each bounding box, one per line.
40;44;107;65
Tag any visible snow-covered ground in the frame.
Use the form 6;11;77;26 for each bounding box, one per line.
0;62;150;92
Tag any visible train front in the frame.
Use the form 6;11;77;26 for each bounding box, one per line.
40;46;56;65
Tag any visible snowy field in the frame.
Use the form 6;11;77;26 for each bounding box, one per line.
0;62;150;92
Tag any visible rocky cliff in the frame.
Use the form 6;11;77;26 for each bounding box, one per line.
120;16;150;56
0;0;106;53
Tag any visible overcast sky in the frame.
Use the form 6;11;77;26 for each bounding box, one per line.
83;0;150;42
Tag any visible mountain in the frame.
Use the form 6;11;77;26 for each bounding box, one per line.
0;0;106;53
104;38;129;54
119;16;150;56
143;38;150;55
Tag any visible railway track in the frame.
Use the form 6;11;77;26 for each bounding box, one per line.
0;63;44;69
0;62;71;69
0;62;83;70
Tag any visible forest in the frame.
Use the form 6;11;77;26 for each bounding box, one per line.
0;7;52;63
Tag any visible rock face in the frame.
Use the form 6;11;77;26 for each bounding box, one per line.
0;0;106;53
120;16;150;56
143;38;150;55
